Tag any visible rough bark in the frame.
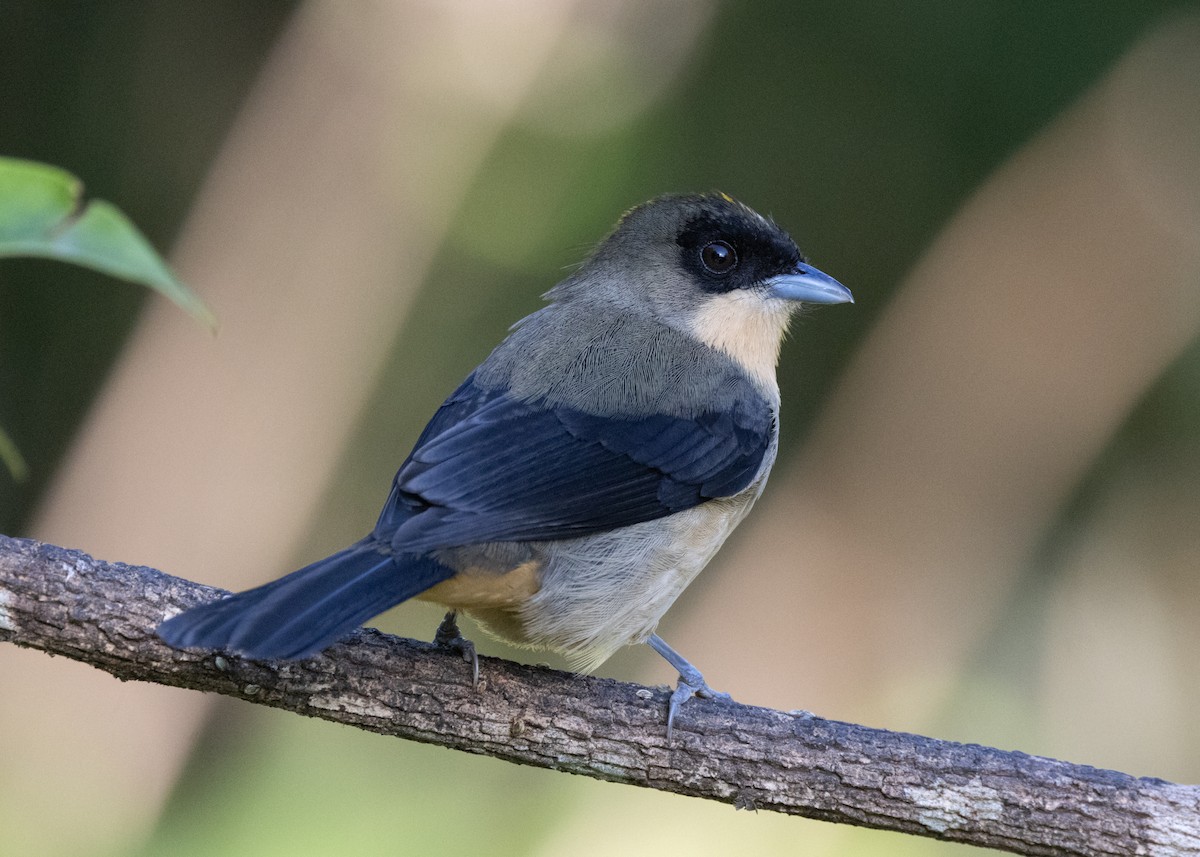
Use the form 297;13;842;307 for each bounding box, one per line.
1;534;1196;856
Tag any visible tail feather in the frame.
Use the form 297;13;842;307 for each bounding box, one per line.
158;539;454;659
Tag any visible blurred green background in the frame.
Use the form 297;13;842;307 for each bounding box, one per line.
2;2;1198;856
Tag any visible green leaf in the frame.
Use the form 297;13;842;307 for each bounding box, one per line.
0;156;216;330
0;423;29;481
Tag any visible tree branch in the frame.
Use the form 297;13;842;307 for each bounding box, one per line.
1;534;1195;856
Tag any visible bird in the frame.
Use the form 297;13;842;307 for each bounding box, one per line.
158;192;852;738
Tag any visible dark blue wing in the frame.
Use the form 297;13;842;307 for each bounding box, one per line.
373;373;773;552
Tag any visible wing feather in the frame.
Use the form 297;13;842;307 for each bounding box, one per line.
374;374;772;552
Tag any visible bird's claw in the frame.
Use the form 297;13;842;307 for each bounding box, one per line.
434;611;479;687
666;671;730;743
647;633;731;742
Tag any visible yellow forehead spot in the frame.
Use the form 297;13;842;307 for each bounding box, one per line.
719;191;735;203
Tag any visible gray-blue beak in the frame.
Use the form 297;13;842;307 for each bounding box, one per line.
767;264;853;305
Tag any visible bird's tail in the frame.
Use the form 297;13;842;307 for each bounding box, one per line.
157;538;454;660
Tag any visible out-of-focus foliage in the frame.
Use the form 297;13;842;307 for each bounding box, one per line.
0;2;293;531
0;155;211;478
0;157;215;330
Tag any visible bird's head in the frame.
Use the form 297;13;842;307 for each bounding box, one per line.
556;193;852;389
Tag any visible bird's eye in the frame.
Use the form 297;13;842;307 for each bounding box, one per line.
700;240;737;274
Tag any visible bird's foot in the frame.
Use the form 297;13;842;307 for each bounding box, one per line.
648;634;732;742
434;611;479;687
666;672;731;743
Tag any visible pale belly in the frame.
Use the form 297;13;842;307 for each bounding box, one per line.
466;487;764;672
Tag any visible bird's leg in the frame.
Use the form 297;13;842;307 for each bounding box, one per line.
647;634;732;742
434;611;479;687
